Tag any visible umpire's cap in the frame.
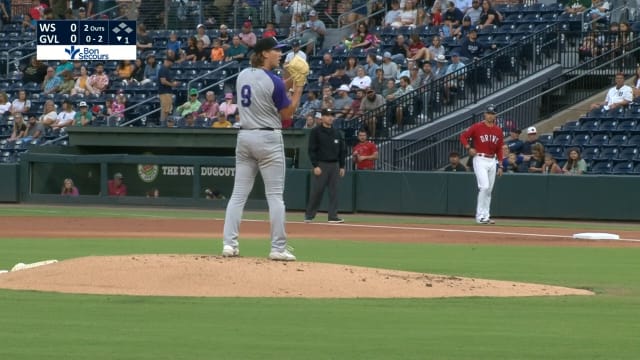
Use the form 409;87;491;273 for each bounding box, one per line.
485;104;497;114
254;37;286;53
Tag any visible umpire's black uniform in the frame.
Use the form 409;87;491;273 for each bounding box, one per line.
305;110;346;222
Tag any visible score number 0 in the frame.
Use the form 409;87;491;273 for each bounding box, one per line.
70;22;77;43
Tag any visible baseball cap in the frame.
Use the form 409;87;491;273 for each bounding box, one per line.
366;87;375;93
78;6;85;11
451;52;460;57
291;39;301;47
485;104;497;114
309;10;317;16
224;92;233;99
254;37;286;53
189;88;198;96
527;126;537;134
510;128;522;134
383;51;392;58
314;111;322;118
197;24;205;29
337;84;350;92
436;54;447;63
463;16;471;21
114;172;123;179
78;101;87;107
321;108;333;115
243;21;252;28
220;24;228;30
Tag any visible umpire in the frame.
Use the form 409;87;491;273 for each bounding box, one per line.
304;108;346;223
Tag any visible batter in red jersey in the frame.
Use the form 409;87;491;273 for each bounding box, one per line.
352;129;379;170
460;104;504;224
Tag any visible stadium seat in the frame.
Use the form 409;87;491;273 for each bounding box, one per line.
608;134;628;146
588;134;609;146
547;146;565;159
616;119;637;133
589;161;613;174
598;119;618;132
538;133;553;145
570;133;590;146
578;119;599;132
595;147;618;160
626;134;640;146
561;120;579;132
615;147;639;161
612;161;635;175
552;133;572;145
581;146;600;160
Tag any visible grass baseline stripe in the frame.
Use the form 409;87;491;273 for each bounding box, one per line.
224;218;640;243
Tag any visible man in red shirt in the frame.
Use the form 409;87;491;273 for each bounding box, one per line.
460;104;504;224
352;129;379;170
108;173;127;196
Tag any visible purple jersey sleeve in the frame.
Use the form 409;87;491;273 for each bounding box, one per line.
265;70;291;111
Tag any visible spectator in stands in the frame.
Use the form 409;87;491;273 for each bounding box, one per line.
321;85;335;111
459;28;485;61
542;153;563;174
382;78;397;98
285;39;307;64
42;7;55;20
632;65;640;99
52;99;76;130
352;129;379;170
407;34;426;59
289;12;306;38
199;91;220;120
238;21;257;50
388;35;408;64
318;53;339;85
563;148;588;175
506;128;523;154
343;56;358;79
195;24;211;48
274;0;292;25
528;143;545;173
408;65;423;89
294;90;320;127
71;66;89;95
225;36;248;62
443;1;464;37
167;32;182;54
345;88;365;121
502;147;523;173
370;68;385;94
55;60;73;76
587;0;610;27
477;0;501;29
521;126;540;155
8;113;26;142
140;54;160;85
61;178;79;197
112;92;127;120
71;61;85;79
387;76;414;128
22;14;37;32
360;87;385;137
350;66;372;90
345;23;378;52
73;101;92;126
237;0;258;23
0;92;11;115
301;113;318;129
39;100;58;127
363;53;380;79
399;0;419;27
182;112;197;127
333;84;353;124
51;0;67;19
210;38;225;62
464;0;482;25
108;172;127;196
443;151;466;171
193;39;209;61
291;0;313;17
381;52;399;80
431;0;443;25
433;54;449;78
452;16;473;40
184;37;199;61
578;31;600;62
219;92;238;118
212;112;232;128
385;0;403;27
218;24;231;49
29;0;45;23
158;57;179;125
22;115;43;142
58;70;75;94
420;61;436;85
327;64;351;90
443;52;465;104
590;73;633;112
10;90;31;114
176;88;202;117
23;56;48;85
86;63;109;95
42;67;62;95
300;10;326;55
136;24;153;55
565;0;588;14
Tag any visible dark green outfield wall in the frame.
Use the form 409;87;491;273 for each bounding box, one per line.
9;152;640;220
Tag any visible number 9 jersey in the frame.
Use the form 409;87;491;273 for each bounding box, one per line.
236;68;291;130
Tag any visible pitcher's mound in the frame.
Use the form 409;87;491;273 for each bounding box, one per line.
0;255;593;298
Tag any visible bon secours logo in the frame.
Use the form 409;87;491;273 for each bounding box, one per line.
64;45;109;60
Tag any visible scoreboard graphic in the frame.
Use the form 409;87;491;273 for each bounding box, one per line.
37;20;137;60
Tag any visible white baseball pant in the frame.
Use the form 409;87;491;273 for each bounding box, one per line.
223;130;287;251
472;155;498;222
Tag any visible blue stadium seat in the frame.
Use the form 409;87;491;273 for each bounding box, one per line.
570;133;590;146
538;133;553;145
615;147;639;161
616;119;637;133
598;119;618;132
626;134;640;146
608;134;628;146
595;147;618;160
590;161;613;174
496;24;516;34
561;120;579;132
581;146;600;161
634;162;640;174
547;146;564;159
588;134;609;146
578;119;599;132
612;161;635;175
552;133;572;146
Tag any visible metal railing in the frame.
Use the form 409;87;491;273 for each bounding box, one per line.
390;37;640;171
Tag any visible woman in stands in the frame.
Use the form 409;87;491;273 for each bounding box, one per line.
528;143;545;173
399;0;419;27
61;178;79;196
632;65;640;100
0;92;11;115
8;113;26;142
407;33;426;59
131;59;146;84
347;23;378;51
344;56;359;79
10;90;30;114
563;148;587;175
71;66;90;95
116;60;135;83
478;0;501;29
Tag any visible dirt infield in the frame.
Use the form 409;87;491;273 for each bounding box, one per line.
0;216;635;298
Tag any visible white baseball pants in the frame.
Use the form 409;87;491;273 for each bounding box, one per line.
472;155;498;222
223;130;287;251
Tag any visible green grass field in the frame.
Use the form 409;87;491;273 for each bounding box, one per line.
0;205;639;359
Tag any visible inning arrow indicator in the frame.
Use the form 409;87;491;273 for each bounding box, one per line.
117;36;122;42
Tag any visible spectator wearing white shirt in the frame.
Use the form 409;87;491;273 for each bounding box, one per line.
284;39;307;64
0;92;11;115
349;66;372;90
53;100;76;130
10;90;31;114
385;0;403;27
590;73;632;112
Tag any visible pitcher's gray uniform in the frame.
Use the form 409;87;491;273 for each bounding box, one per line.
222;47;291;257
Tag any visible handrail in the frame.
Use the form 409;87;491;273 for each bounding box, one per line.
4;39;37;76
186;60;238;94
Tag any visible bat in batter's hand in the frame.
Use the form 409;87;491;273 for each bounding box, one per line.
283;55;309;88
